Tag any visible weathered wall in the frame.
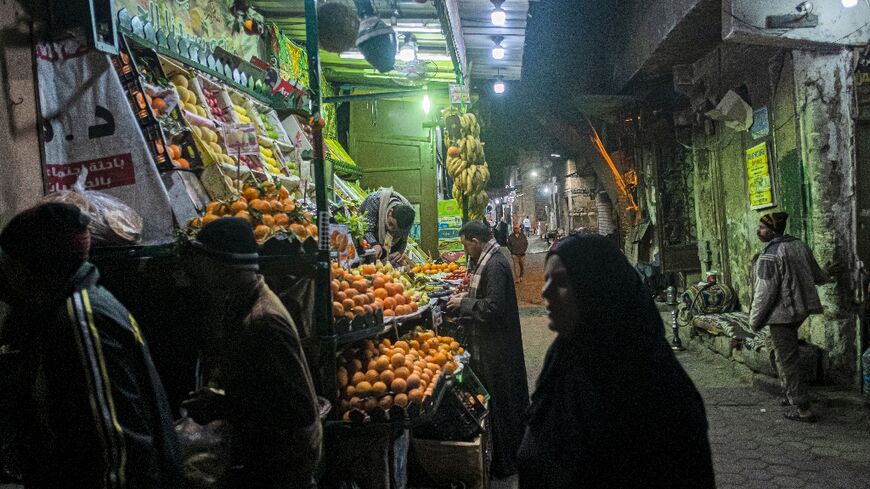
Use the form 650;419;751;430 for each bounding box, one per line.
793;49;859;384
723;0;870;48
0;1;46;227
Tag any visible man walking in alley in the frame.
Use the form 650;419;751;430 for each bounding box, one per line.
750;212;838;423
0;203;182;487
522;215;532;237
447;221;529;478
186;218;322;488
508;225;529;283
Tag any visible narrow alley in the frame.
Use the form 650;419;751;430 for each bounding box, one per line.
493;239;870;489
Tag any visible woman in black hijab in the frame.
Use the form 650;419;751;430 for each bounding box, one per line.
517;234;715;488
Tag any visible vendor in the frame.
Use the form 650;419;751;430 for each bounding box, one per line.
360;187;415;262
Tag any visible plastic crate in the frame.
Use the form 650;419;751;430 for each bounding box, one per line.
456;365;490;405
414;375;489;441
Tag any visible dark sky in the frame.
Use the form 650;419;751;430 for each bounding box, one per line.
474;0;621;190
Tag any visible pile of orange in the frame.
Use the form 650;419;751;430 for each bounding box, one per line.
189;182;316;243
412;262;462;275
331;263;418;320
167;143;189;169
337;333;463;419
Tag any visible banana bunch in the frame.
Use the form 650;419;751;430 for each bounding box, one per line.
443;110;490;219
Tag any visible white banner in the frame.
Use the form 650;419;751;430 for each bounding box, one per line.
36;35;175;244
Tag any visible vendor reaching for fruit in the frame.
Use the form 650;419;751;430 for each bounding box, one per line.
359;188;416;262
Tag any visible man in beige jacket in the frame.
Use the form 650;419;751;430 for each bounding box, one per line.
750;212;838;423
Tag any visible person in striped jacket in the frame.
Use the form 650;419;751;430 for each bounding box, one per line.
0;203;182;488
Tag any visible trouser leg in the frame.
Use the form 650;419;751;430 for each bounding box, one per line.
512;254;520;279
518;255;525;278
769;324;809;408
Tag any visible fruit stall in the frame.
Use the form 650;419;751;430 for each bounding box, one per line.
32;0;495;487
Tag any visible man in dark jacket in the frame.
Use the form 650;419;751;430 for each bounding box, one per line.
507;225;529;283
186;217;322;488
750;212;838;423
447;221;530;478
360;188;415;262
0;203;182;488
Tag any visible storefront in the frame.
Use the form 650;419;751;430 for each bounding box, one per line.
5;1;513;487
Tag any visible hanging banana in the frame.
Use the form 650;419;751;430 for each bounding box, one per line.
443;108;491;219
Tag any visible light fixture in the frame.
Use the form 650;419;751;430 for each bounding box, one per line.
550;153;561;158
422;93;431;114
342;50;451;61
842;0;858;7
397;33;418;62
530;170;538;177
353;0;397;72
543;186;550;195
493;77;505;94
491;1;506;26
491;36;505;60
495;198;501;204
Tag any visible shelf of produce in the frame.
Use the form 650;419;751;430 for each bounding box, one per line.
336;323;389;348
331;158;362;179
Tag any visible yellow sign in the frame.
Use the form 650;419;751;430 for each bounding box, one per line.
746;142;774;209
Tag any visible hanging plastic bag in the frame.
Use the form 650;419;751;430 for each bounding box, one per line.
43;169;143;245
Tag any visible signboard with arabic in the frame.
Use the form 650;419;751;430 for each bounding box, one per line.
745;142;776;210
449;83;471;105
36;36;175;243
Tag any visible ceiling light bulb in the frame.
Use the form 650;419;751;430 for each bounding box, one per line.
397;33;417;62
543;187;550;194
422;94;431;114
842;0;858;7
492;46;505;59
493;77;505;94
530;170;538;177
491;7;506;26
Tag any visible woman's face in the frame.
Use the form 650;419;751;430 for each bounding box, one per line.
542;255;578;336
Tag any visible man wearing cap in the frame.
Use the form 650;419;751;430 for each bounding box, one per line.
0;203;182;487
185;217;322;488
750;211;838;423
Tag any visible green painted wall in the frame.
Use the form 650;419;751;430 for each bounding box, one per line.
348;98;438;254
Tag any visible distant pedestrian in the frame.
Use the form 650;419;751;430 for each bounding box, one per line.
0;203;182;488
507;225;529;282
447;221;529;478
518;234;714;488
185;218;322;488
522;216;531;236
750;212;839;423
495;216;510;246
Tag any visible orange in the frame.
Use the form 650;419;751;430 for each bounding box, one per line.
253;224;270;241
394;393;409;408
444;361;458;375
353;295;366;307
151;97;167;114
394;366;410;380
379;369;395;385
383;309;395;317
378;395;393;410
408;388;424;404
341;298;355;311
364;369;380;384
394;341;409;353
375;355;390;371
394;294;406;306
363;304;373;315
201;213;219;226
230;198;248;213
374;288;388;300
409;302;419;312
333;302;345;317
334;291;347;303
384;297;396;310
234;210;254;224
351;371;366;385
274;213;290;226
261;214;275;227
331;280;340;294
353;306;365;316
290;223;308;238
282;199;296;212
372;277;386;289
307;224;318;238
355;381;372;397
367;359;378;371
390;378;407;394
249;199;272;213
243;186;260;201
390;353;406;369
168;144;181;159
371;381;388;396
406;373;421;391
278;186;290;200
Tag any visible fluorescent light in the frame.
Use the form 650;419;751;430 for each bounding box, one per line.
341;50;451;62
422;94;431;114
492;46;505;59
491;7;506;26
842;0;858;6
530;170;538;177
397;33;417;62
394;25;443;34
339;51;367;60
550;153;561;158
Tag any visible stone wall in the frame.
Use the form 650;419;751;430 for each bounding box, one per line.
0;1;46;226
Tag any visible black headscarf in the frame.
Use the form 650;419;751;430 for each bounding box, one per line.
518;234;715;489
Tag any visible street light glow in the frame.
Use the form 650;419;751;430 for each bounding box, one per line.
842;0;858;7
530;170;538;177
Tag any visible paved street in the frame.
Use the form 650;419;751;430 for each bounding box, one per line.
493;239;870;489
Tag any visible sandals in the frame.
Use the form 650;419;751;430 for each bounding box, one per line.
783;407;817;423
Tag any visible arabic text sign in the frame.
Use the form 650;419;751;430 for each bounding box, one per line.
449;83;471;104
45;153;136;193
746;142;775;209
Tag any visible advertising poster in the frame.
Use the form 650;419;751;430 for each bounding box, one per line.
746;142;775;210
438;199;464;254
